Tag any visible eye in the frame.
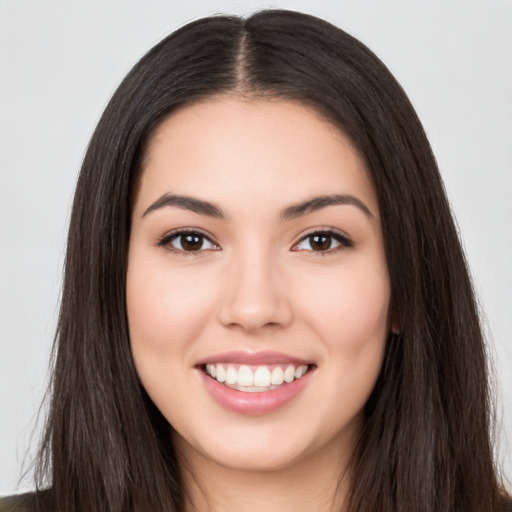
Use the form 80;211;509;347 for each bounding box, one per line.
293;230;353;253
158;230;219;253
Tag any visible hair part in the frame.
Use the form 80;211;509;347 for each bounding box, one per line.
35;9;510;512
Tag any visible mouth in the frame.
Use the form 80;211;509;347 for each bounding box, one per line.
202;362;314;393
196;353;316;415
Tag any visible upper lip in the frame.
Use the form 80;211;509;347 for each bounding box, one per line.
196;350;313;366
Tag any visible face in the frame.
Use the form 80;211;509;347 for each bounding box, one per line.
127;97;391;473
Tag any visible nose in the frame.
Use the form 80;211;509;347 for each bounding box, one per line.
217;248;293;333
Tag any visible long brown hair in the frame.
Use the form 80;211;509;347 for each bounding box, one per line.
35;9;510;512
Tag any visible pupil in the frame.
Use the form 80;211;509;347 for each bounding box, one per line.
182;234;202;251
311;234;331;251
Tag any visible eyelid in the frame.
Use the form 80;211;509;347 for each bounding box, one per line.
291;227;354;252
156;226;353;254
156;227;220;252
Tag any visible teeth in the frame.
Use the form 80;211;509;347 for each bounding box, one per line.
237;365;253;386
225;366;237;385
284;365;295;383
270;366;284;385
295;365;307;378
254;366;271;387
215;364;226;382
204;363;310;390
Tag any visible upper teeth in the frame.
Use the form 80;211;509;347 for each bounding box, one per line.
205;363;309;388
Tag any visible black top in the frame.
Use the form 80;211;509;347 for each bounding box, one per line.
2;489;512;511
0;492;49;512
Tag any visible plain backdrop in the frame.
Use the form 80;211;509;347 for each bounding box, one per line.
1;0;511;495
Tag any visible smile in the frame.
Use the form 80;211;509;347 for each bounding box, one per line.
204;363;310;392
197;353;316;415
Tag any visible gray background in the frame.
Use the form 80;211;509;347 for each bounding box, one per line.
1;0;511;495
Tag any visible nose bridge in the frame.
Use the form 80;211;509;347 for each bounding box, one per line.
218;240;292;332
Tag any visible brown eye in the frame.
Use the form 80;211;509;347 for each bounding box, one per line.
309;234;332;251
159;231;218;253
294;230;353;253
179;233;203;251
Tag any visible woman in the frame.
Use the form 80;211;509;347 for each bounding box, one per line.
2;9;510;512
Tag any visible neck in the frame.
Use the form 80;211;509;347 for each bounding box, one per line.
176;431;355;512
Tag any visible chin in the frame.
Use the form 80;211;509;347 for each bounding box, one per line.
172;412;360;476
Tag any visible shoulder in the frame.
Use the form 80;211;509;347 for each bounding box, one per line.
0;493;36;512
0;491;51;512
501;492;512;512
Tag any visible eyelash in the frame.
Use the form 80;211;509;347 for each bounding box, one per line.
157;228;219;256
292;229;354;255
156;228;354;256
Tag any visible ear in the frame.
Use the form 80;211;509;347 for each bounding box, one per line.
389;308;400;336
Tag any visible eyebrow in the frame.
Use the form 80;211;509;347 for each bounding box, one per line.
142;194;225;218
142;193;373;220
281;194;373;220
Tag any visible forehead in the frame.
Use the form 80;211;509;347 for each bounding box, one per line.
135;97;378;217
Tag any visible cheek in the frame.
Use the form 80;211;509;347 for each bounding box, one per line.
126;256;218;417
126;258;216;354
126;260;216;420
295;255;390;419
300;258;391;352
299;261;390;425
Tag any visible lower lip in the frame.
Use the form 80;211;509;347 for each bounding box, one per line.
199;368;314;416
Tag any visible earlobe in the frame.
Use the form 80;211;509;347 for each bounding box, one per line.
388;308;400;336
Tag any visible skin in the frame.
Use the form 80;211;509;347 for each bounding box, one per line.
127;97;392;512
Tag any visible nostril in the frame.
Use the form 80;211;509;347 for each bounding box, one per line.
217;282;294;333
